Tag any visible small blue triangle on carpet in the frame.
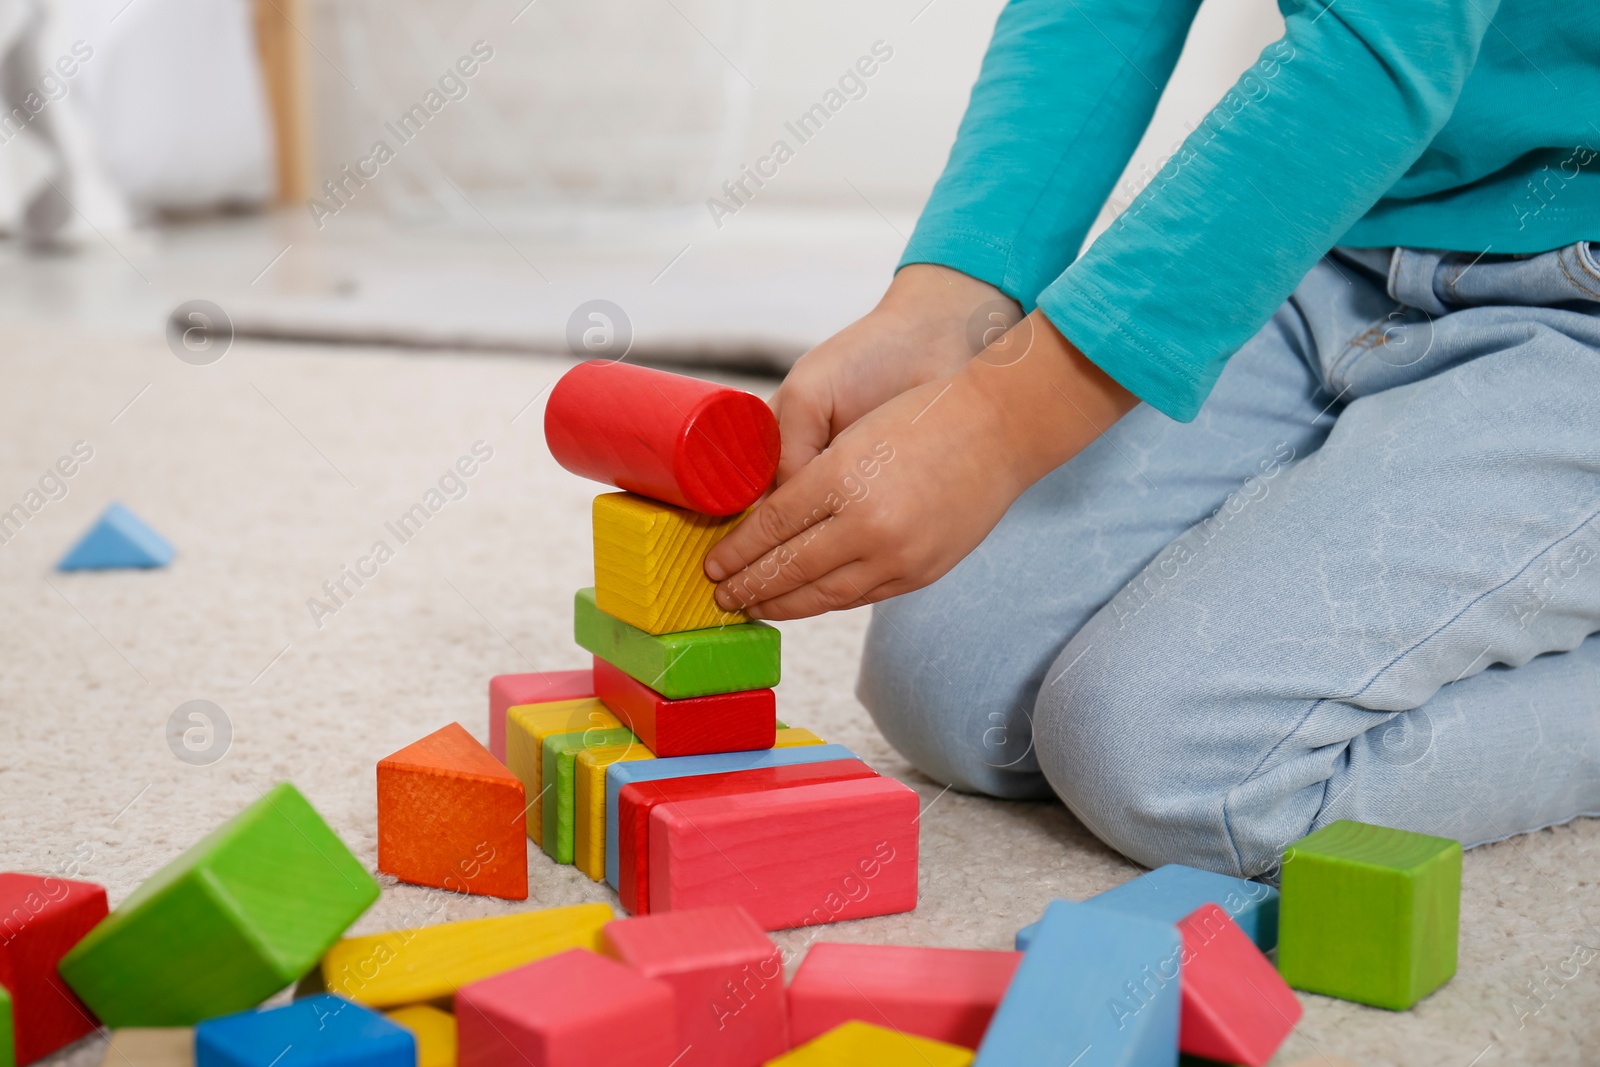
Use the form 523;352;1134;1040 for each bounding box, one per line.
57;503;174;571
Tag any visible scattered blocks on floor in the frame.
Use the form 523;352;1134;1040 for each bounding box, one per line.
544;359;780;516
58;783;378;1027
575;588;780;699
488;667;593;761
0;872;108;1063
195;994;413;1067
100;1029;194;1067
604;743;861;887
771;1020;974;1067
317;902;612;1008
592;656;775;756
456;948;676;1067
617;759;879;916
575;744;656;882
506;697;625;847
601;905;787;1067
383;1006;455;1067
56;502;173;571
787;943;1022;1051
976;900;1180;1067
376;723;528;900
650;776;919;931
1276;820;1461;1010
1178;904;1300;1066
593;492;748;634
543;726;638;864
1015;863;1280;954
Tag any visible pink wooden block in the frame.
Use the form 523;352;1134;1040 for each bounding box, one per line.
602;905;786;1067
788;943;1021;1050
1179;903;1302;1067
488;668;593;760
648;776;919;931
455;948;676;1067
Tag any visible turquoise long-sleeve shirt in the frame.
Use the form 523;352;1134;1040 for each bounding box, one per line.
902;0;1600;420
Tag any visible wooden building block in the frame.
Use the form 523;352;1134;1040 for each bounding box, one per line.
0;872;108;1062
195;994;413;1066
594;492;748;635
0;988;10;1067
788;943;1022;1050
58;783;378;1027
1177;904;1299;1067
1016;863;1281;954
617;759;879;916
455;949;675;1067
317;902;612;1008
542;727;639;864
383;1006;455;1067
605;743;861;888
975;900;1180;1066
506;698;625;847
775;726;823;746
574;745;656;882
488;668;592;761
1276;820;1461;1010
601;906;786;1067
770;1020;974;1067
649;777;919;931
575;588;779;699
592;656;775;756
544;359;780;516
376;723;528;901
101;1029;194;1067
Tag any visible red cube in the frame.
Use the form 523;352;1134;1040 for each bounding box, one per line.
0;872;108;1063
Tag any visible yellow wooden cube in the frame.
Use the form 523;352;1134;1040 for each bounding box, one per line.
593;491;748;635
574;743;657;881
506;697;623;845
766;1021;974;1066
385;1004;457;1067
775;727;825;747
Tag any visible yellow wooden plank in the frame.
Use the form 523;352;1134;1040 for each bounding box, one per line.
385;1004;457;1067
101;1029;193;1067
593;492;748;635
506;698;622;845
775;727;825;747
574;742;657;881
766;1021;974;1066
319;902;612;1008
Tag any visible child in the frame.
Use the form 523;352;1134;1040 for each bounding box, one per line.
704;0;1600;878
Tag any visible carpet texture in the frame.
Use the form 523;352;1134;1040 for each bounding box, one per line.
1;324;1594;1066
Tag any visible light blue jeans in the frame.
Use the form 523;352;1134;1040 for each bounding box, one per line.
859;244;1600;879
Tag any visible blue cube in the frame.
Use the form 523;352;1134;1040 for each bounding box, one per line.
196;995;414;1067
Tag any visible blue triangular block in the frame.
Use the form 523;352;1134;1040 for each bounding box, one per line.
57;503;173;570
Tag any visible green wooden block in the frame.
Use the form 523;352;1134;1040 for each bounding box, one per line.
573;587;780;699
543;726;637;863
58;782;379;1027
0;985;13;1067
1276;819;1461;1009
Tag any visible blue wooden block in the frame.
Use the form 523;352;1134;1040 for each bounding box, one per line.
1015;864;1280;954
57;503;173;570
195;994;414;1067
979;900;1180;1066
604;742;860;888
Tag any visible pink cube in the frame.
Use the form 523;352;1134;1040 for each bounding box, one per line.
488;668;592;760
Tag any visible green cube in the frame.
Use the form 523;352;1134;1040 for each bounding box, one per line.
573;587;780;699
58;782;379;1026
1276;819;1461;1009
543;726;637;863
0;985;13;1067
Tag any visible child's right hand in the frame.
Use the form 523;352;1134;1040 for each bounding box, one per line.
768;264;1021;484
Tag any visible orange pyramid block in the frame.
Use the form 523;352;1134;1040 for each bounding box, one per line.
378;722;529;900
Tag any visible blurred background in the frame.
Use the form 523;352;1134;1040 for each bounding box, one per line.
0;0;1283;368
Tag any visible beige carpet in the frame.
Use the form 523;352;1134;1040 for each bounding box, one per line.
2;322;1595;1067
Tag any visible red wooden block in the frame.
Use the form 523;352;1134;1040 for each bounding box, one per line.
1178;903;1302;1067
377;723;528;900
544;360;780;516
649;776;919;931
618;759;879;917
456;947;676;1067
787;943;1021;1050
489;667;593;761
601;906;787;1067
0;872;107;1063
593;657;774;757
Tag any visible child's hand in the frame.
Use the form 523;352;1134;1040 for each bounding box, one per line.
768;264;1020;484
706;311;1138;620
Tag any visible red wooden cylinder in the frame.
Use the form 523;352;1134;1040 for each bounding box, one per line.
544;360;779;515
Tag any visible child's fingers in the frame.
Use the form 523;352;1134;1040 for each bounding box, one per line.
740;561;890;621
772;391;831;486
706;455;839;583
713;511;859;611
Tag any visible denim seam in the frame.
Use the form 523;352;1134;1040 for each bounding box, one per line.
1557;245;1600;301
1220;494;1600;874
1328;316;1398;390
